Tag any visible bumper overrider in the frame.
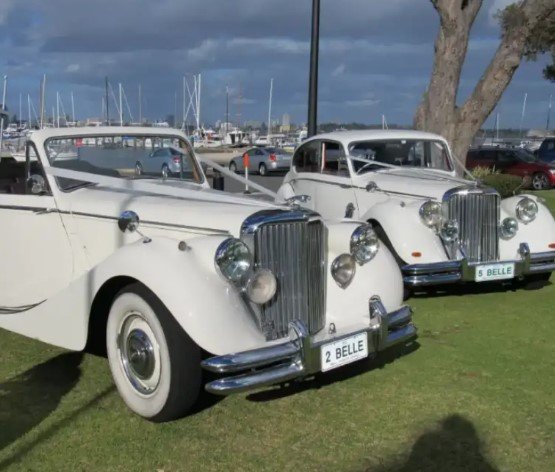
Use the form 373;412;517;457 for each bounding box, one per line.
403;243;555;287
201;299;417;395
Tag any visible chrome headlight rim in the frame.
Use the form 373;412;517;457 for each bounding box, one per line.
500;217;519;239
331;253;356;289
516;197;538;224
419;200;443;228
350;224;380;265
214;238;252;284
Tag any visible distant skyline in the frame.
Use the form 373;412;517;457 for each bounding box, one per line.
0;0;553;129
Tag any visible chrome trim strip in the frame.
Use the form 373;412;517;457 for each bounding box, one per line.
0;204;51;213
291;177;434;200
202;302;416;395
0;300;46;315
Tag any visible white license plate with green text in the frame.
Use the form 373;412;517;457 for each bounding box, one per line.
475;262;515;282
320;332;368;372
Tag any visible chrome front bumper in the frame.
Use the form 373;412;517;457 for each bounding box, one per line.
403;243;555;287
201;299;417;395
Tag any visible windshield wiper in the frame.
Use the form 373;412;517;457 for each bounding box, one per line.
64;181;98;191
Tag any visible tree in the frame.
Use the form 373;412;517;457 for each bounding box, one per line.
520;4;555;81
414;0;555;165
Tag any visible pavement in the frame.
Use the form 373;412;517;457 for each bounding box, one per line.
210;172;285;195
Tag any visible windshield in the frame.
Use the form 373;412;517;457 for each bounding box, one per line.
348;139;453;173
45;134;203;191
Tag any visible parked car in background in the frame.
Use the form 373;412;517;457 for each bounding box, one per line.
134;146;196;179
229;147;292;176
0;127;417;422
466;146;555;190
277;130;555;291
537;137;555;164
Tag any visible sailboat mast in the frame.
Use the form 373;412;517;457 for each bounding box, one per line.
0;75;7;154
197;74;202;131
267;78;273;138
28;94;31;127
56;91;60;127
119;83;123;126
547;94;552;132
519;93;527;139
39;74;46;129
71;92;76;123
138;84;142;124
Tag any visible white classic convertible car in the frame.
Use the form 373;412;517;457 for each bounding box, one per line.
0;127;416;422
277;130;555;289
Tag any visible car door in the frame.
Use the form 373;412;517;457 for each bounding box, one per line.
495;150;521;177
287;140;321;211
0;148;73;308
313;140;359;219
251;148;265;172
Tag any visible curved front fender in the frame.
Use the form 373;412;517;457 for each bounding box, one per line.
362;199;447;265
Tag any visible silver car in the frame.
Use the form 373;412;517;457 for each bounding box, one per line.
229;147;291;176
135;146;194;179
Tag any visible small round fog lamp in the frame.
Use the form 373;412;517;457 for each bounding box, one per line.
440;219;459;243
500;217;518;239
246;269;277;305
331;254;356;288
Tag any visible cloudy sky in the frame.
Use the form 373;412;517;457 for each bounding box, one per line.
0;0;553;128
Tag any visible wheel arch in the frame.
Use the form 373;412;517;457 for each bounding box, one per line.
85;275;140;354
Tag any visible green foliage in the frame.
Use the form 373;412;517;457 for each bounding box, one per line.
498;4;555;82
470;165;500;179
479;173;524;198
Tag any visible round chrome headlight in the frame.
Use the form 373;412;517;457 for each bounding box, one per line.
440;219;459;243
419;200;442;228
350;224;380;264
215;238;252;283
516;197;538;224
331;254;356;288
245;269;277;305
500;217;518;239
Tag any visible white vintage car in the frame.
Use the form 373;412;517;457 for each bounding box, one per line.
0;127;416;422
277;130;555;289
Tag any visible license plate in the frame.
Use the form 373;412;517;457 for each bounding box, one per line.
320;332;368;372
475;262;515;282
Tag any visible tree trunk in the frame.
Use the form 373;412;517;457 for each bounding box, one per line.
415;0;555;168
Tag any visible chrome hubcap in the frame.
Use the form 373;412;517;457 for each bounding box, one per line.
118;313;161;395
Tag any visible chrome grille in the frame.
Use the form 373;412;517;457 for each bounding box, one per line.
445;190;500;262
254;219;327;340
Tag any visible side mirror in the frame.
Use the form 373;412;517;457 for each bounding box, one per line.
27;174;47;195
365;181;378;192
118;210;140;233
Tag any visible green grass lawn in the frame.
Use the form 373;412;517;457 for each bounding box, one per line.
1;192;554;471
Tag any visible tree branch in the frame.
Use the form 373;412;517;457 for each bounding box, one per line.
460;0;555;127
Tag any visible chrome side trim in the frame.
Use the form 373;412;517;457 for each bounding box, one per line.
202;301;416;395
0;300;46;315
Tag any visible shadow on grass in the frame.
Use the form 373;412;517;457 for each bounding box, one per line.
370;414;498;472
410;278;551;300
0;352;84;453
246;340;419;403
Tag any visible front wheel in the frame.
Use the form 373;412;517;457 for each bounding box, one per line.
229;161;237;173
106;283;201;422
259;163;268;176
532;172;549;190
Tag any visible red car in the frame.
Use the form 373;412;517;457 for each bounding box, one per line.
466;147;555;190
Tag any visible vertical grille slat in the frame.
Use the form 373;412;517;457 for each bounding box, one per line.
446;190;500;263
255;219;327;340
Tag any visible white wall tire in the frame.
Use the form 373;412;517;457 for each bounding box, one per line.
106;283;201;422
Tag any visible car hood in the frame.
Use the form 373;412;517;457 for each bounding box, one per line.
62;183;284;237
352;168;474;201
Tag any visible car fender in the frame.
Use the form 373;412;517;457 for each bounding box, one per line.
361;199;447;265
0;235;266;355
499;194;555;258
